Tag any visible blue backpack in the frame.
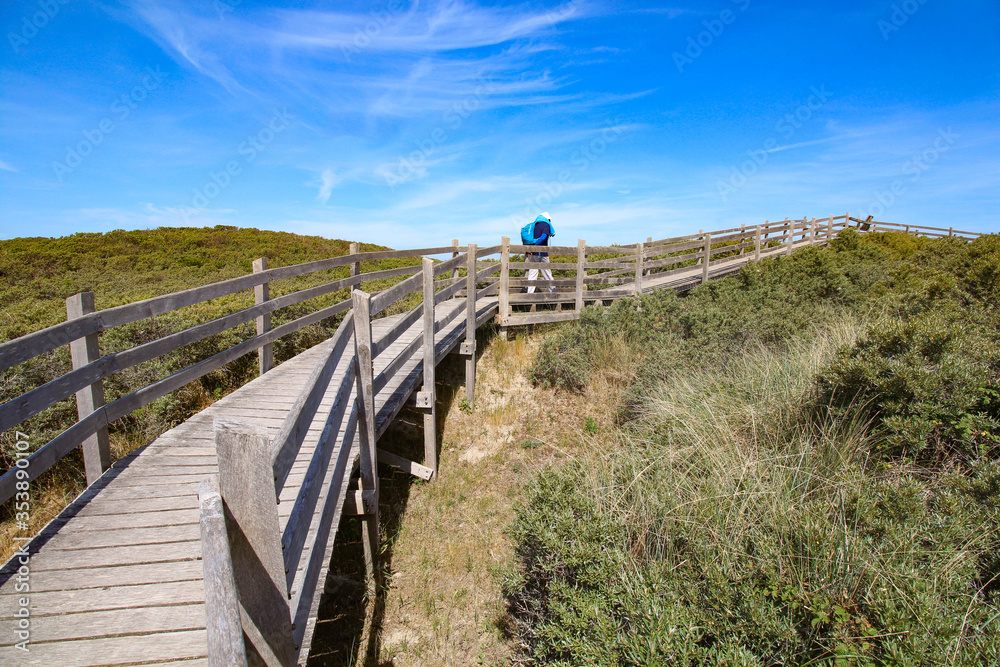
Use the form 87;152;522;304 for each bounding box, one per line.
520;217;555;245
520;221;537;245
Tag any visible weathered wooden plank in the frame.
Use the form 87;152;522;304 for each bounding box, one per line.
45;522;200;549
72;494;196;517
431;252;467;277
26;540;199;572
377;449;434;480
0;579;205;617
58;508;197;531
0;628;208;667
25;602;207;644
6;559;205;592
506;244;580;255
370;271;422;316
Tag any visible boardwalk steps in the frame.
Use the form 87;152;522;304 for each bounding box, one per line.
0;217;982;665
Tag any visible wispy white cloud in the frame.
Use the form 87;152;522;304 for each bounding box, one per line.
0;159;18;173
314;169;340;205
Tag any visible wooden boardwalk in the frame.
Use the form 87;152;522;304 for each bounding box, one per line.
0;297;497;667
1;217;971;665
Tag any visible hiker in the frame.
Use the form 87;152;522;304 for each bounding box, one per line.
522;212;556;293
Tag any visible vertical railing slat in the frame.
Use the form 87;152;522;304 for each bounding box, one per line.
66;292;111;484
214;418;296;666
420;258;438;477
350;290;380;580
253;257;273;375
464;244;477;407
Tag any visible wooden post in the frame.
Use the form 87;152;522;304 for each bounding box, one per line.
66;292;111;485
349;243;359;279
419;258;438;477
827;215;834;242
949;226;954;237
739;223;746;255
634;242;644;295
696;229;704;265
253;257;273;375
763;219;770;242
846;212;851;228
499;236;510;336
463;244;477;407
646;236;652;243
451;239;461;282
810;218;816;245
784;218;793;256
702;234;711;284
214;418;296;667
754;225;762;262
199;475;249;667
351;290;380;579
905;224;911;235
575;239;586;313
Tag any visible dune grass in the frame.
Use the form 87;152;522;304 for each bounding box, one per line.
507;230;1000;665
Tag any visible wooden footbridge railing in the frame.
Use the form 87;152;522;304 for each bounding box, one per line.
0;215;982;665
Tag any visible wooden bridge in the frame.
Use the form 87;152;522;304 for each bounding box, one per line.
0;216;981;665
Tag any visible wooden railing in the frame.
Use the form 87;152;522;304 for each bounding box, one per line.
493;215;983;328
197;245;502;664
0;243;489;507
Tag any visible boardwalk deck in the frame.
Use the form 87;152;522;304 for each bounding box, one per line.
0;297;497;667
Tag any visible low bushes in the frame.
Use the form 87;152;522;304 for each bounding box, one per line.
508;230;1000;665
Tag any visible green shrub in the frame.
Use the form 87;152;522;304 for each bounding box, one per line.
507;335;1000;666
511;231;1000;665
814;309;1000;461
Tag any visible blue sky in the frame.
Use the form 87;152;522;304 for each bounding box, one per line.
1;0;998;247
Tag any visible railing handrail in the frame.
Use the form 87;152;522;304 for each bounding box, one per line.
0;244;477;507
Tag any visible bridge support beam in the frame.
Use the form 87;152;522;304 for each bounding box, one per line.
462;244;478;407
